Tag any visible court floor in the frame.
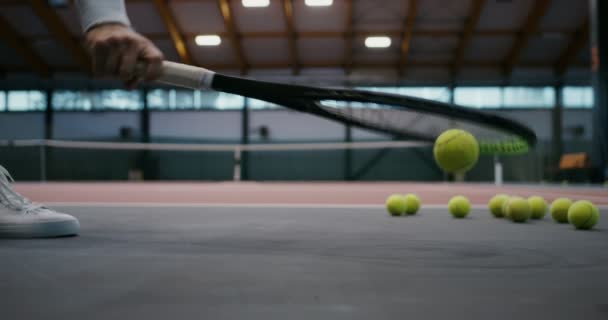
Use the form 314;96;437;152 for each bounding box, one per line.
2;193;608;319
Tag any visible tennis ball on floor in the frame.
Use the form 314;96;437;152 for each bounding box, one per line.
403;194;421;215
488;194;510;218
448;195;471;218
505;197;531;223
386;194;407;216
433;129;480;174
550;198;573;223
568;200;600;230
527;196;548;219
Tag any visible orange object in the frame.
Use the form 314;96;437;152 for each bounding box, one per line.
559;153;590;169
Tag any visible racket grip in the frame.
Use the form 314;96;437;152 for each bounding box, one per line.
151;61;216;90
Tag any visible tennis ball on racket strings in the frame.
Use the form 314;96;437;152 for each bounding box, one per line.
386;194;407;216
403;194;421;215
433;129;480;174
567;200;600;230
488;194;510;218
550;198;573;223
527;196;548;219
448;195;470;218
505;197;531;223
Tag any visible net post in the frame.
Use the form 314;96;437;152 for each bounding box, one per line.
233;147;242;181
454;173;465;182
39;143;47;182
494;155;503;186
344;124;352;181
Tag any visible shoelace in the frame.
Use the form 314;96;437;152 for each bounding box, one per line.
0;165;43;214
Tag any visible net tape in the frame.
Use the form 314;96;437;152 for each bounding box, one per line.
0;139;431;152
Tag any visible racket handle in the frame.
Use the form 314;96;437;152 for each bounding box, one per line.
142;61;216;90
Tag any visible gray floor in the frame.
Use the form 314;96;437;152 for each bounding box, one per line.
1;206;607;320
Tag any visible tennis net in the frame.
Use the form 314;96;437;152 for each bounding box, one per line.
0;139;435;182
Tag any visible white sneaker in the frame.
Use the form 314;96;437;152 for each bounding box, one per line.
0;165;80;238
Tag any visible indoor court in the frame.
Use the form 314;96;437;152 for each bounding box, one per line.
1;0;607;319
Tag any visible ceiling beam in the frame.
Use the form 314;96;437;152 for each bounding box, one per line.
451;0;485;77
554;19;590;76
344;0;354;75
502;0;552;77
282;0;299;75
153;0;194;65
0;14;50;76
398;0;417;76
218;0;248;75
29;0;91;74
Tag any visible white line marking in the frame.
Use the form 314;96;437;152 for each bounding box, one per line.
45;202;608;210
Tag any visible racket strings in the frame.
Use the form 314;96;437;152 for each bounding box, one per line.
318;102;531;155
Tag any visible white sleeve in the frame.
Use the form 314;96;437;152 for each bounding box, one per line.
75;0;131;33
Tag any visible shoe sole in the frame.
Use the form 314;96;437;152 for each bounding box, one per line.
0;219;80;238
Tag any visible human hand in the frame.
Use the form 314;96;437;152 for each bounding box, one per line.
85;23;164;89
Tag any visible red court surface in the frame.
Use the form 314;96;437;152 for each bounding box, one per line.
13;182;608;206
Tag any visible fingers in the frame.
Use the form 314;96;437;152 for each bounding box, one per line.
104;42;126;77
85;24;165;89
140;45;164;81
119;44;139;89
89;41;109;76
121;45;163;89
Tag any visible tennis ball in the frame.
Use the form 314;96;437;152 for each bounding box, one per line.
568;200;600;230
550;198;573;223
527;196;548;219
448;195;470;218
502;197;512;219
403;194;421;215
433;129;480;174
488;194;510;218
386;194;407;216
505;197;531;223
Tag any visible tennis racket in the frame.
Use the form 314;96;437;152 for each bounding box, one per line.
151;61;536;155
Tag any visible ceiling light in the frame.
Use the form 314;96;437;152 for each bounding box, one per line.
365;36;391;48
242;0;270;7
305;0;333;7
195;35;222;46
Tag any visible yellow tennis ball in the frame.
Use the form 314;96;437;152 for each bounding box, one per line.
386;194;407;216
568;200;600;230
502;197;512;219
488;194;510;218
448;195;470;218
433;129;479;174
505;197;531;223
403;194;421;215
550;198;573;223
527;196;548;219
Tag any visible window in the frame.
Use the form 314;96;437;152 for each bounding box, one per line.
503;87;554;108
563;86;594;108
97;90;142;110
0;91;5;111
199;90;244;109
6;91;46;111
248;98;280;109
52;90;142;110
454;87;502;108
148;89;194;109
147;89;244;110
53;90;94;110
